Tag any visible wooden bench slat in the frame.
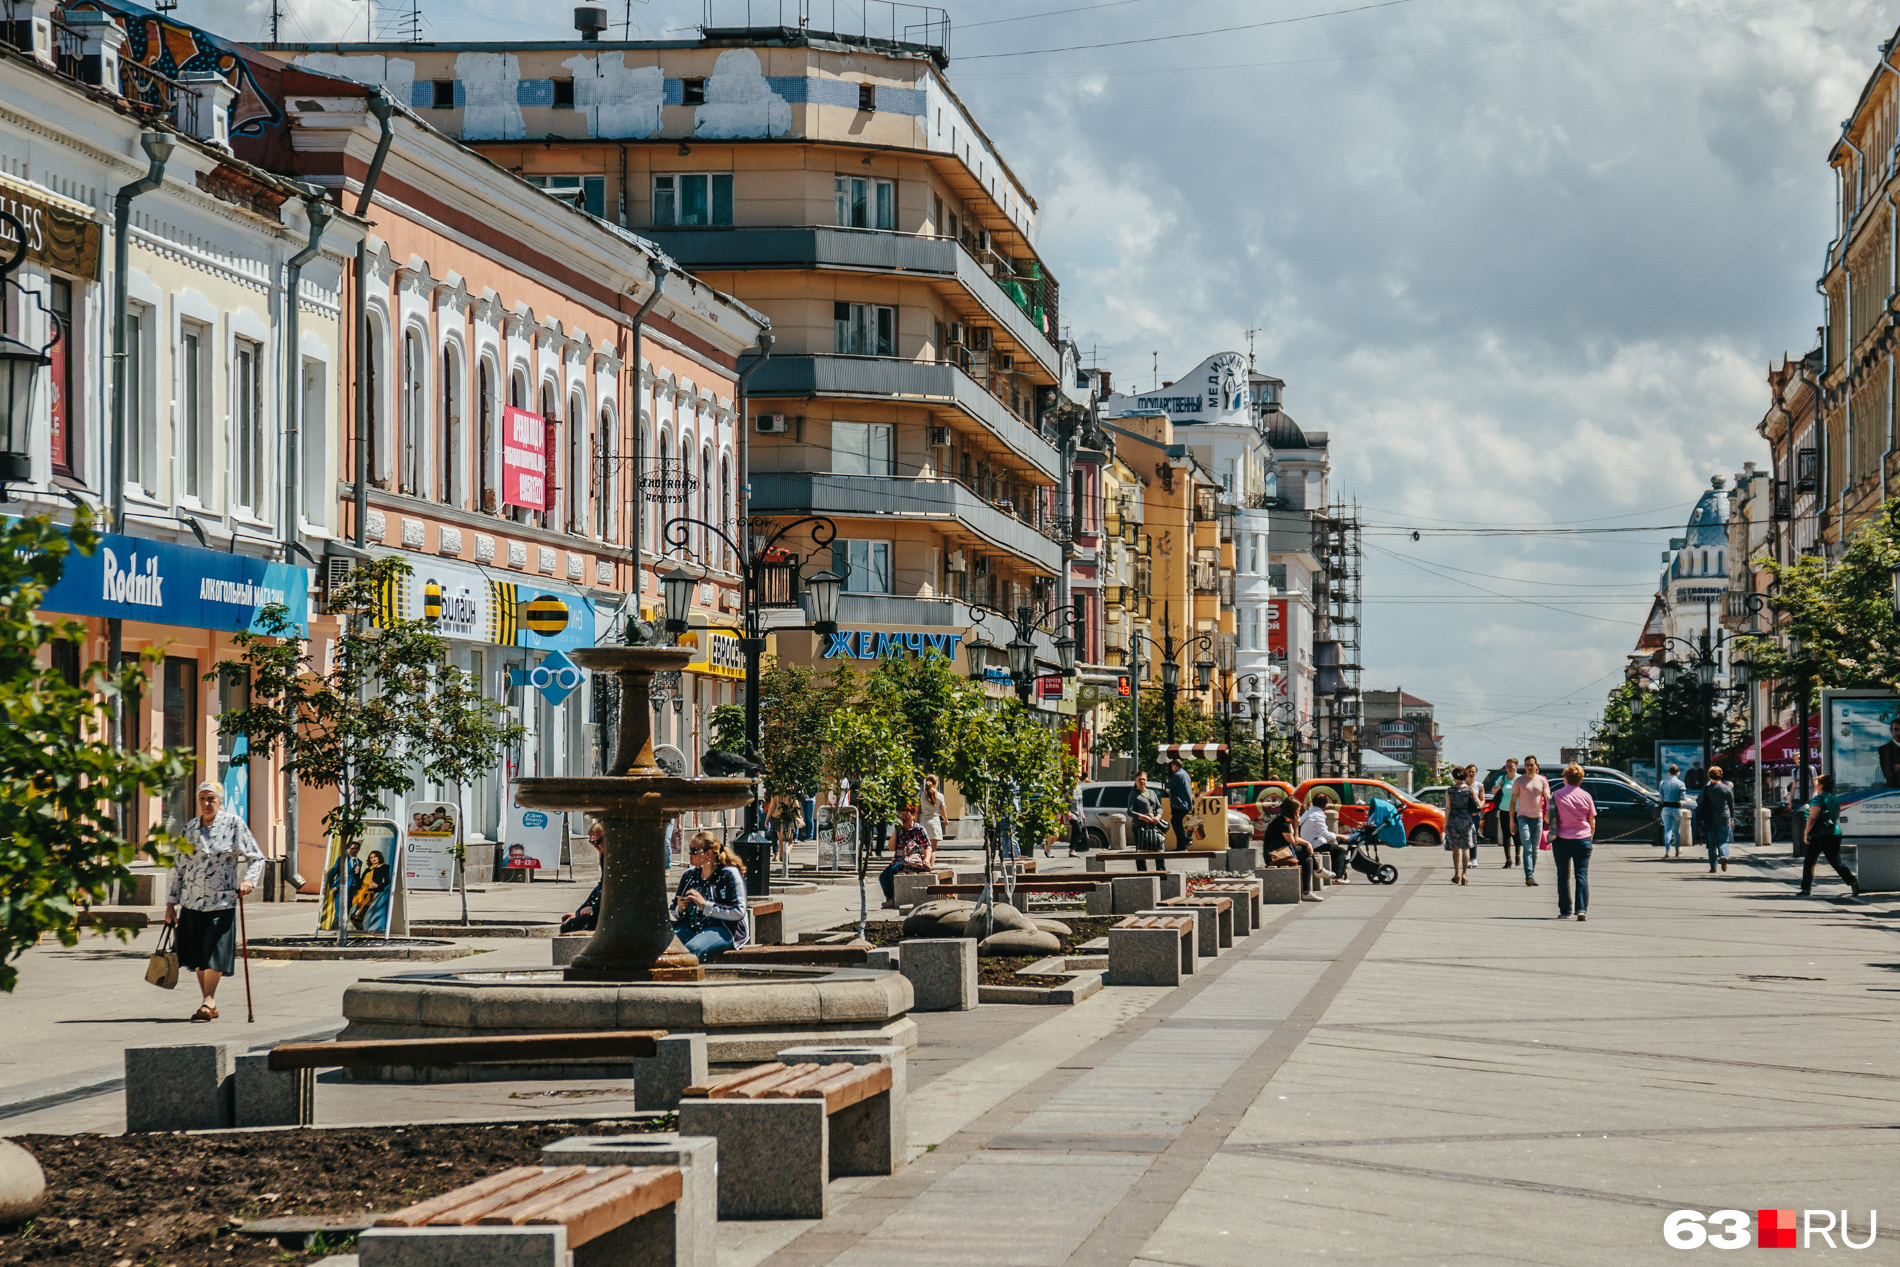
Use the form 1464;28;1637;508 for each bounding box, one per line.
815;1064;892;1114
478;1168;632;1226
427;1167;592;1226
721;1063;821;1097
272;1031;666;1072
684;1061;786;1098
377;1166;547;1227
528;1166;684;1249
756;1065;849;1098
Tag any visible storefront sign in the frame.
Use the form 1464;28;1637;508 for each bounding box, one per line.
1101;352;1251;423
1672;585;1729;604
501;406;546;511
380;554;594;653
508;800;564;873
38;527;310;635
680;627;745;679
509;648;582;705
0;174;102;279
822;628;965;660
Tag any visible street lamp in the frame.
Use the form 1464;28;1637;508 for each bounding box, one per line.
1248;691;1261;721
1161;659;1180;693
1662;660;1681;689
1055;630;1078;678
1006;633;1035;684
1194;658;1214;692
803;569;842;635
964;631;994;679
660;567;696;634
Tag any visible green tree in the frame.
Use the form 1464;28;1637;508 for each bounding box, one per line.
1735;499;1900;696
863;649;983;787
213;556;524;879
1096;689;1258;784
0;511;189;992
822;690;920;935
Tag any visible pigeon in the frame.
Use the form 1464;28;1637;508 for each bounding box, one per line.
702;748;763;778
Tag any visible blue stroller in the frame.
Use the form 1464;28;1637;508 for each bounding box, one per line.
1344;799;1404;885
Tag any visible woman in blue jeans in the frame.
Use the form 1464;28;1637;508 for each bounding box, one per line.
1548;763;1597;921
673;832;750;958
1695;766;1735;873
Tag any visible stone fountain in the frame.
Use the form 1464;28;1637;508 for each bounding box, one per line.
335;646;915;1065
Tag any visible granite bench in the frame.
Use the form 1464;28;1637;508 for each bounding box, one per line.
677;1060;901;1220
1085;849;1227;873
1195;882;1260;935
747;898;785;945
1107;914;1196;986
1157;893;1233;953
890;867;956;908
359;1163;688;1267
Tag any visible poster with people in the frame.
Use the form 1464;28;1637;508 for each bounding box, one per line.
508;801;564;878
406;802;459;892
1823;690;1900;836
317;820;402;933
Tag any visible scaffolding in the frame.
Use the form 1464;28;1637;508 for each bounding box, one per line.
1311;501;1363;778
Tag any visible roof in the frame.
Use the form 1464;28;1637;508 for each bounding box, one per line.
1264;412;1310;450
1683;480;1727;547
1356;749;1412;772
1399;691;1432;709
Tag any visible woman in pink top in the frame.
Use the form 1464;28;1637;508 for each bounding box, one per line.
1548;763;1597;921
1510;757;1552;887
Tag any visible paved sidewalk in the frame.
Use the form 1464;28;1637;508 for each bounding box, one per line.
739;839;1900;1265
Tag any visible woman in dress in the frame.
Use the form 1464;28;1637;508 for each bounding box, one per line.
1445;764;1481;885
921;774;947;848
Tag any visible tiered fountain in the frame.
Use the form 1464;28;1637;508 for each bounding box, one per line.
336;647;915;1064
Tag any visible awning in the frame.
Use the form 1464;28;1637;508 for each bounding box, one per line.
1158;743;1227;759
1743;716;1821;770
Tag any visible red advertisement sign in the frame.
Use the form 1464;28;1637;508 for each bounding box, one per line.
1269;599;1289;701
501;406;546;510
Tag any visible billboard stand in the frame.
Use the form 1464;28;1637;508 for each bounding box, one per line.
317;818;405;941
1822;689;1900;892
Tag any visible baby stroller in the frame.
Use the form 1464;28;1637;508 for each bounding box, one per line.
1344;799;1404;885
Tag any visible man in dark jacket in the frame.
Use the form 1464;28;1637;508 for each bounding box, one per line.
1694;767;1735;873
1166;757;1194;851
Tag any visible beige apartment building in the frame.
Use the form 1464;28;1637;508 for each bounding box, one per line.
274;13;1073;698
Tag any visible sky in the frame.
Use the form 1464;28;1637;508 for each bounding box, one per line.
180;0;1894;764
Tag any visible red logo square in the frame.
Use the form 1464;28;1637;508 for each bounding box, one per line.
1758;1209;1797;1249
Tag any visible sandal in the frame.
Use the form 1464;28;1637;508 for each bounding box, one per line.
191;1002;218;1023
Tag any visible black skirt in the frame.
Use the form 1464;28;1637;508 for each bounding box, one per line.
175;906;237;974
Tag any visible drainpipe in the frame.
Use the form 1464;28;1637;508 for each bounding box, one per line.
279;186;330;888
108;129;173;768
351;89;395;546
627;258;669;607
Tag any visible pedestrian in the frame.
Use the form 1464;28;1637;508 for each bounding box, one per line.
1696;765;1735;873
767;793;803;867
1658;763;1686;857
164;782;264;1023
921;774;947;849
1492;757;1519;867
672;831;750;958
1066;780;1085;855
1300;791;1349;883
1165;756;1194;852
559;820;606;934
1799;773;1859;897
1549;762;1596;921
1264;796;1322;901
1512;756;1551;887
1685;762;1708;792
1445;764;1481;885
1129;770;1167;867
878;804;935;904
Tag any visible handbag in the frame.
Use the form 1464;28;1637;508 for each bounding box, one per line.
145;922;180;990
1266;846;1296;866
1538;825;1551;852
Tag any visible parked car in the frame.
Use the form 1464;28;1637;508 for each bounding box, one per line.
1077;781;1254;851
1414;785;1449;810
1481;765;1674;842
1225;780;1297;823
1289;778;1447;848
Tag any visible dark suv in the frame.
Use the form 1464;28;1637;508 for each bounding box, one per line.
1482;767;1662;844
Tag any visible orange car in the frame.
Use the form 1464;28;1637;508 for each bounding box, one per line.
1226;780;1297;823
1289;778;1445;848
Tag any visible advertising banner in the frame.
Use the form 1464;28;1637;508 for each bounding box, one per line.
36;525;310;635
507;800;564;875
405;801;460;892
1655;741;1704;780
317;820;402;934
502;405;547;511
374;554;594;653
1184;792;1229;849
1823;690;1900;836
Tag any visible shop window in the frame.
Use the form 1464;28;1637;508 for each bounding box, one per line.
833;303;895;357
163;656;200;833
400;329;426;497
126;304;157;496
652;173;732;226
233;338;265;518
834;176;894;230
834;539;892;595
831;421;893;477
552;78;575;109
301;357;327;528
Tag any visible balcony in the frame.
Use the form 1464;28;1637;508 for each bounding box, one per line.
749;472;1063;573
744;354;1061;482
642;226;1059;376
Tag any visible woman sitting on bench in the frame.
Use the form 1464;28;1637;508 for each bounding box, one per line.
674;832;751;958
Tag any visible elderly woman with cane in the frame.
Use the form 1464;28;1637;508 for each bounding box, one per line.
164;782;264;1022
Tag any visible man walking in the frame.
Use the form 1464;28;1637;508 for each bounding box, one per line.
1166;756;1194;852
1492;758;1518;867
165;783;264;1022
1658;764;1686;857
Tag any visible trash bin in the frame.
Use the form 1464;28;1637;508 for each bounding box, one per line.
733;831;773;898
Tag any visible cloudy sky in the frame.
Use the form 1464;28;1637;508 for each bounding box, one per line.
187;0;1891;763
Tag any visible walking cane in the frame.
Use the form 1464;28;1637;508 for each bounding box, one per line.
237;890;255;1023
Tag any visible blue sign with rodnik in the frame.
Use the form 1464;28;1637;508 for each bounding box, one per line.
37;527;311;636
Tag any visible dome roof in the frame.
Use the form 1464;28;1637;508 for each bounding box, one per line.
1264;411;1309;450
1684;478;1727;547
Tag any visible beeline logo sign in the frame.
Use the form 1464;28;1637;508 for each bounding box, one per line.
1664;1209;1875;1249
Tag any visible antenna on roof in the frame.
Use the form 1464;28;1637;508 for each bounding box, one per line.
1244;326;1259;369
374;0;425;42
1151;351;1158;391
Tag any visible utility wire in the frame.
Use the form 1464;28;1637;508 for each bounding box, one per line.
1364;541;1642;627
959;0;1170;30
1352;499;1695;528
958;0;1415;60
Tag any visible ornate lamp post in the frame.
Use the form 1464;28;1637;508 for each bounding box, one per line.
963;598;1079;705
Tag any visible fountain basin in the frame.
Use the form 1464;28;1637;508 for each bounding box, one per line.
338;963;916;1065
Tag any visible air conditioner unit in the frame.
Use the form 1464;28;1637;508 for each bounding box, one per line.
928;426;951;448
755;413;788;434
968;326;993;351
321;555;357;614
995;353;1015;373
977;229;991;252
946;549;967;573
946;321;964;345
